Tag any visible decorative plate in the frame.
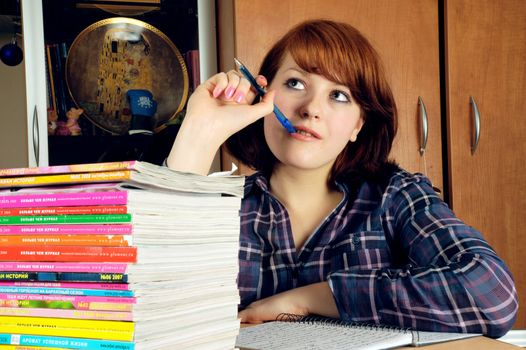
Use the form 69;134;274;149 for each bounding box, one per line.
66;17;188;135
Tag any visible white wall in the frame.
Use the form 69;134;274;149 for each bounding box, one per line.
0;32;28;168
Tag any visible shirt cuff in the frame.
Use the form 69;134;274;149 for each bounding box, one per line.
328;270;381;323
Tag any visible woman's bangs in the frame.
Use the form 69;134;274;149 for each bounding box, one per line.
288;34;348;86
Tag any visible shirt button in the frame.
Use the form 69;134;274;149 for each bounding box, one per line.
352;235;361;245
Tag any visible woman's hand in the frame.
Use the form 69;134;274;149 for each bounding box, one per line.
166;71;275;175
239;282;340;323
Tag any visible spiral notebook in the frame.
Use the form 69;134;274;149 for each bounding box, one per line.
236;314;481;350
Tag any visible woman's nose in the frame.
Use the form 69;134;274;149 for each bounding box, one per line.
299;96;322;120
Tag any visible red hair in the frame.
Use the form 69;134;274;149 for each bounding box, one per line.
227;19;397;186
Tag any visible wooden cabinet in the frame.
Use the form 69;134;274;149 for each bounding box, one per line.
445;0;526;329
218;0;525;328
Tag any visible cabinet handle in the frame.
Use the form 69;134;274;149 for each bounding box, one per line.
470;96;481;154
32;105;40;166
418;96;428;155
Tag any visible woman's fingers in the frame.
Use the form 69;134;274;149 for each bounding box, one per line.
256;75;268;88
209;72;228;98
206;71;270;103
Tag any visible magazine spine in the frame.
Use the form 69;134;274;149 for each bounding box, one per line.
0;246;137;263
0;333;135;350
0;161;137;177
0;205;128;216
0;282;129;290
0;235;130;247
0;214;132;225
0;287;133;297
0;298;133;311
0;272;127;283
0;307;133;321
0;224;133;235
0;262;128;273
0;171;133;189
0;191;128;209
0;293;135;304
0;316;134;341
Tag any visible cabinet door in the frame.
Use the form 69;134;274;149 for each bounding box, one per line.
445;0;526;328
219;0;443;190
21;0;49;167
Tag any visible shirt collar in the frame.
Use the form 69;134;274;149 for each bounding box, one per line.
244;171;349;197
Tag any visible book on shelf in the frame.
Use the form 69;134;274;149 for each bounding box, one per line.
185;49;201;93
0;160;244;349
236;314;482;350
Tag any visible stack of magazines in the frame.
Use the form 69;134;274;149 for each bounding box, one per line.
0;161;244;349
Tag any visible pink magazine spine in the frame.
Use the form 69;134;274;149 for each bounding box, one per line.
0;307;133;321
0;293;136;303
0;262;128;273
0;224;133;235
0;161;137;177
0;282;129;290
0;191;128;208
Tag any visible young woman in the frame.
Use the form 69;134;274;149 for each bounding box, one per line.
167;20;517;337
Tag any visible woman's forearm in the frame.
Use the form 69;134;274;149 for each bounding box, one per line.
301;282;340;318
239;282;340;323
166;117;221;175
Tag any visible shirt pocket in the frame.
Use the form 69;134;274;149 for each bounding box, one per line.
330;230;391;271
238;241;262;308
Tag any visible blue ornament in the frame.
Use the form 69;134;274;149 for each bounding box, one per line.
0;38;23;67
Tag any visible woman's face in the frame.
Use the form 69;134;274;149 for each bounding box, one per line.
264;54;363;172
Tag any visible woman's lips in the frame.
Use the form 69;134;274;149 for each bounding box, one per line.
291;125;322;140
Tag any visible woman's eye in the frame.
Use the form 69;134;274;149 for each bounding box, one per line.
285;78;305;90
330;90;351;103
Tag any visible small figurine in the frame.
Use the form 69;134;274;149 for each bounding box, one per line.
47;109;58;135
66;107;83;136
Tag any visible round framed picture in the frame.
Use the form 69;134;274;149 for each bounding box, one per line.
66;17;189;135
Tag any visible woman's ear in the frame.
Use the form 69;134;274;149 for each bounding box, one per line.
350;118;364;142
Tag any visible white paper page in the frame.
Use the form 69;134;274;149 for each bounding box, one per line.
236;321;412;350
414;330;481;346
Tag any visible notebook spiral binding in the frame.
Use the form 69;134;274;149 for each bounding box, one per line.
276;313;412;333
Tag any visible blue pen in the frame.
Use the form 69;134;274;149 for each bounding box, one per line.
234;58;296;133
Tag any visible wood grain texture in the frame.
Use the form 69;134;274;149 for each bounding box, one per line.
445;0;526;329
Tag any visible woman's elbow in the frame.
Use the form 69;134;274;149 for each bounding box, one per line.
482;292;518;338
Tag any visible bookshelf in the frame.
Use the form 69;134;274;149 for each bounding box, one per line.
20;0;218;169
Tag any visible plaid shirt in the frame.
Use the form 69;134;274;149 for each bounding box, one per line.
238;168;518;337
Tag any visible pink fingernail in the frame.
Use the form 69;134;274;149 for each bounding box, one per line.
235;93;245;103
225;87;235;99
213;86;222;98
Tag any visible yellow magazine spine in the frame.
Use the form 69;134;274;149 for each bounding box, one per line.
0;171;132;188
0;316;134;341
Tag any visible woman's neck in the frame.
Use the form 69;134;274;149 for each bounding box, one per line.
268;164;343;250
268;164;337;209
